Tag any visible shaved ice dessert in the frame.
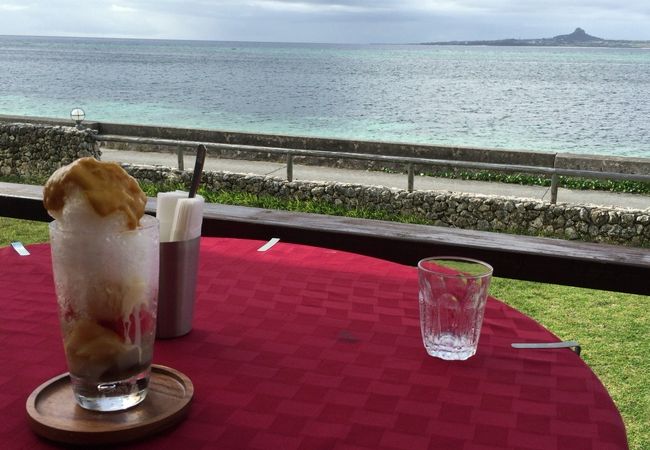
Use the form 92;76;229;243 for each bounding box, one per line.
44;157;159;411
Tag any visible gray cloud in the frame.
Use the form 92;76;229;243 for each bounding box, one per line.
0;0;648;42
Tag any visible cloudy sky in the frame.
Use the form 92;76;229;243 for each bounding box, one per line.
1;0;649;43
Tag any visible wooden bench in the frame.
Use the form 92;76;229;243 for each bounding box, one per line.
1;181;648;295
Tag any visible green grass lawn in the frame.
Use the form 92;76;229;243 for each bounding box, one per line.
0;217;51;246
1;214;648;449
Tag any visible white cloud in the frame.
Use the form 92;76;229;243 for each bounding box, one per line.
111;4;138;13
251;1;369;13
0;3;29;11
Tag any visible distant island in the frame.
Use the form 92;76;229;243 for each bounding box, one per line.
423;28;650;48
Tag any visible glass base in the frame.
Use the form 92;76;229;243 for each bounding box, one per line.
70;368;151;412
423;333;477;361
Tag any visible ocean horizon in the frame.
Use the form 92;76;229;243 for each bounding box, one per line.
1;34;649;158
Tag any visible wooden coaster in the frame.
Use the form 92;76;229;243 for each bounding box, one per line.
26;364;193;445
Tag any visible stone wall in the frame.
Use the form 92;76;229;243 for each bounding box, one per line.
124;165;650;247
0;123;99;179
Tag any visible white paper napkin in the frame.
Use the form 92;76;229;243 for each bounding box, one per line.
157;191;188;242
169;196;204;242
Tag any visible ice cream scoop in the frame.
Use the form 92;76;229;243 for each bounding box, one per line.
43;157;146;231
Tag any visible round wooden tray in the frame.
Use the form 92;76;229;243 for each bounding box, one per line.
26;364;193;445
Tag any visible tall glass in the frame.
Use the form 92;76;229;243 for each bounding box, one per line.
418;257;492;360
49;215;159;411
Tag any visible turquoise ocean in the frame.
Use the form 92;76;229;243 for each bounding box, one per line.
1;35;649;158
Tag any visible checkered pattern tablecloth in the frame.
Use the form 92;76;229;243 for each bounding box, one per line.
0;238;628;449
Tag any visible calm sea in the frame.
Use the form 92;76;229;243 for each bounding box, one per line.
1;35;649;158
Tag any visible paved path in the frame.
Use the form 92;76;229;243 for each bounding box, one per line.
102;148;650;211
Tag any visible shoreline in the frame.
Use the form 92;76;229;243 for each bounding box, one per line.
2;114;649;176
1;112;649;160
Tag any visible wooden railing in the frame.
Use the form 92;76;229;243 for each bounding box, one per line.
2;181;648;296
96;134;650;205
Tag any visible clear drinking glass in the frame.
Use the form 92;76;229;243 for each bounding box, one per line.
417;257;493;360
49;215;159;411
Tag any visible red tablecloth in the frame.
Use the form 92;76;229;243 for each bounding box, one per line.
0;238;627;449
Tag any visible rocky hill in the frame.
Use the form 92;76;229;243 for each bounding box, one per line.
424;28;650;48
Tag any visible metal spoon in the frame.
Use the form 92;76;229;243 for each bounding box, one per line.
512;340;581;356
188;144;207;198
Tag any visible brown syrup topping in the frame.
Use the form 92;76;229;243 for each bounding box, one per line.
43;157;146;230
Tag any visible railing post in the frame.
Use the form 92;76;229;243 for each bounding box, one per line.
407;164;414;192
287;153;294;182
177;147;184;171
550;173;559;204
